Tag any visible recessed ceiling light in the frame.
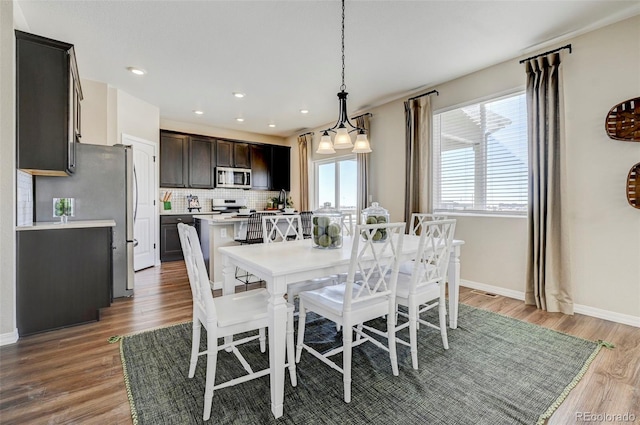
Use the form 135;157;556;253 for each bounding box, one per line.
300;109;309;114
236;117;244;122
268;124;276;128
233;92;245;98
193;110;204;115
127;67;146;76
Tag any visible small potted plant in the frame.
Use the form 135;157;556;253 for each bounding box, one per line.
284;197;295;214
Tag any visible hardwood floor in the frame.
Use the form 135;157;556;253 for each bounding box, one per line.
1;261;638;424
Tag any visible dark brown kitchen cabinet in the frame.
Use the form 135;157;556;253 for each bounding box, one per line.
160;132;189;187
216;140;251;169
250;144;271;190
271;145;291;191
160;215;195;261
17;226;112;336
188;136;215;188
16;30;82;176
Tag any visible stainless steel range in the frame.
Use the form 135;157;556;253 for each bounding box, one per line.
211;198;252;213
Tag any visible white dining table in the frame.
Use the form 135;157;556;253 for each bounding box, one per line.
219;235;464;419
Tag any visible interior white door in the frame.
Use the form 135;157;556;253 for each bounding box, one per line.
123;134;157;271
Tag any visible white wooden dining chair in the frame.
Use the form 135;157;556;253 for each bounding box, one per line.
364;219;456;370
399;213;449;274
341;211;354;236
177;223;297;420
408;213;448;235
261;215;337;313
262;214;303;243
295;222;405;403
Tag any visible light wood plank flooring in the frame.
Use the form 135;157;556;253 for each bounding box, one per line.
1;261;638;424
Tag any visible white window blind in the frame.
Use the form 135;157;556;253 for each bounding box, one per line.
433;92;528;214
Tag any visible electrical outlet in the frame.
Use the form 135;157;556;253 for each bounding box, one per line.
220;228;227;238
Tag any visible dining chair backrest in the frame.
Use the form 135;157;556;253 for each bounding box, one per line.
341;212;354;236
263;215;303;243
300;211;313;239
409;213;448;236
344;222;406;307
178;223;216;322
244;212;276;243
409;219;456;290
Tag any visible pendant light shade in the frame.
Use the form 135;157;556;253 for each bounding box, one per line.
352;131;372;153
333;126;353;149
316;0;371;155
316;131;336;154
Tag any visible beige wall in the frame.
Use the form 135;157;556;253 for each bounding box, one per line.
0;0;17;341
116;90;160;146
289;16;640;320
79;79;108;145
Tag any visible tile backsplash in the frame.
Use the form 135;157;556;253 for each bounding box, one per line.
160;188;285;214
17;170;33;226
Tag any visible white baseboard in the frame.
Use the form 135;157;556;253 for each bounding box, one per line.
0;328;19;346
459;279;640;328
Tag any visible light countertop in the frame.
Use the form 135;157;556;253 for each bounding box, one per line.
17;219;117;231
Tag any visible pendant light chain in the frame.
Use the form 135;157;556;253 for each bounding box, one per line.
340;0;346;91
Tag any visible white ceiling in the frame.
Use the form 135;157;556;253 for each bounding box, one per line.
16;0;640;138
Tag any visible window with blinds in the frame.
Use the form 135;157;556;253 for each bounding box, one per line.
432;91;528;214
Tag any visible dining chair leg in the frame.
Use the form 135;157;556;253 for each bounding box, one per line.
286;308;298;387
409;301;419;370
388;313;399;376
295;301;307;363
439;285;449;350
189;318;201;378
259;328;266;353
203;332;217;421
343;322;353;403
355;323;363;342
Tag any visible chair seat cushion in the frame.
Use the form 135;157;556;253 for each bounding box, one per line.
299;283;389;317
395;272;440;301
214;289;270;327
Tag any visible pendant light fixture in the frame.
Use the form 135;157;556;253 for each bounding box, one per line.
316;0;371;154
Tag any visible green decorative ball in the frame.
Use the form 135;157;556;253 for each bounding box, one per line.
312;216;319;225
327;223;341;237
317;216;330;228
373;230;383;241
313;225;324;237
376;216;388;223
366;216;378;224
331;236;342;247
318;234;332;248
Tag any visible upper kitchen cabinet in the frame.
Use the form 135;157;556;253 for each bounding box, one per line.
271;145;291;191
216;140;251;169
250;144;271;190
16;30;83;176
188;136;215;188
160;132;189;187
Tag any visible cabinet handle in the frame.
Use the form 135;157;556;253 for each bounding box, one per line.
177;218;182;222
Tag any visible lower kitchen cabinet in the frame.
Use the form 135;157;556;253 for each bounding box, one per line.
160;215;195;261
16;226;113;336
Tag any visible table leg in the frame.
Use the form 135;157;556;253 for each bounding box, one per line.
268;276;287;418
448;245;461;329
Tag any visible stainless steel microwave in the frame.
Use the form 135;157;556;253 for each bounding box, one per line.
215;167;252;189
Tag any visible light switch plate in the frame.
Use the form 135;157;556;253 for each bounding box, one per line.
220;228;227;238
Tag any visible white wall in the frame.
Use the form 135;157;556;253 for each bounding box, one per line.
289;16;640;322
0;0;17;343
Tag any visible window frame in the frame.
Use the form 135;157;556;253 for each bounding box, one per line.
313;154;357;211
432;88;529;217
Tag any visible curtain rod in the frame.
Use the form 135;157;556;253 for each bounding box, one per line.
407;89;439;102
519;44;572;64
352;112;373;120
298;131;314;137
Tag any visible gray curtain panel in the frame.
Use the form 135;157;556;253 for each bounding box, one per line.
297;133;311;211
355;114;370;220
404;96;433;232
524;52;573;314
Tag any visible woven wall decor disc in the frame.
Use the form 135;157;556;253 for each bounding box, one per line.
628;162;640;209
606;97;640;141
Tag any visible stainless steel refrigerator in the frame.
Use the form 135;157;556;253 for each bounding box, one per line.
35;143;135;298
